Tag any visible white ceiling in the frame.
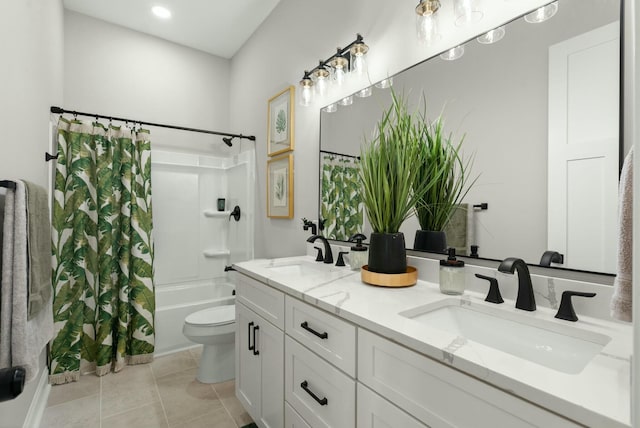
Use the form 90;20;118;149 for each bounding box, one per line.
63;0;281;59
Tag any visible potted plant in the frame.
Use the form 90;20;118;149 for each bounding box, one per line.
359;92;442;274
412;111;477;253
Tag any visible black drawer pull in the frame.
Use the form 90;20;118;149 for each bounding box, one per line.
300;380;328;406
248;322;254;351
252;325;260;356
300;321;328;339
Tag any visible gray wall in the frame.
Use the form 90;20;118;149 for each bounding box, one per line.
0;0;64;426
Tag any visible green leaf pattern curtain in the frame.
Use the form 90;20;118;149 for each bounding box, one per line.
49;117;155;385
321;154;363;240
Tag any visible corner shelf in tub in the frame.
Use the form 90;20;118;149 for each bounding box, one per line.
203;210;231;218
203;249;231;258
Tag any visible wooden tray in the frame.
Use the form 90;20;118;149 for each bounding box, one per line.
361;265;417;287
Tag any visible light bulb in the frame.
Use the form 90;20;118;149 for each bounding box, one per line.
334;67;346;85
524;2;558;23
440;45;464;61
453;0;483;27
355;87;373;98
477;26;505;44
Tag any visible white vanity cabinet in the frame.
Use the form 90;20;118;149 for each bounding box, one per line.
235;274;285;428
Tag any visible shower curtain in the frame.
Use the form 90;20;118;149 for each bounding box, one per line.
320;153;363;240
49;117;155;385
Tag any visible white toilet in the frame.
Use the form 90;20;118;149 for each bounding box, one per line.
182;304;236;384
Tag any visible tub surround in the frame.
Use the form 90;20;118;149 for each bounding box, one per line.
234;250;631;427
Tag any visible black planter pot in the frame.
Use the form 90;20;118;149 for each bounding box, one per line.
368;232;407;274
413;230;447;253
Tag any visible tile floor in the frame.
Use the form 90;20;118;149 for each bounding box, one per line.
41;347;253;428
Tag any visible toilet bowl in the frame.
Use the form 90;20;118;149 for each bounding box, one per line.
183;304;235;384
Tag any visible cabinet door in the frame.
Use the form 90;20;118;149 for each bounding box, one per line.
236;303;261;422
256;313;284;428
357;383;428;428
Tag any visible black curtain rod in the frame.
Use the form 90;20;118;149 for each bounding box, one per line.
50;106;256;141
320;149;360;160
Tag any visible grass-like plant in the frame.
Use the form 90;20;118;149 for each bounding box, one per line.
413;110;477;232
359;92;443;234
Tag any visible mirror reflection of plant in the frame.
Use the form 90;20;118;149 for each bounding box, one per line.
414;102;478;232
359;91;445;234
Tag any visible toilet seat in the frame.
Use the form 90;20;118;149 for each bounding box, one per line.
185;305;235;327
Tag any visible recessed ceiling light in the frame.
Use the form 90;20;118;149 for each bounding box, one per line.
152;6;172;19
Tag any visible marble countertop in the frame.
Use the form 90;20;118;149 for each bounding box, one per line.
234;255;632;428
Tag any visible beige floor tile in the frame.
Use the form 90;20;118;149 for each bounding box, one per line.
46;374;101;407
156;368;224;426
102;401;169;428
213;380;253;426
171;406;236;428
152;350;197;379
188;346;203;362
40;394;100;428
101;364;161;418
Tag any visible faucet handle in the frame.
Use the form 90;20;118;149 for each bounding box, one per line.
475;274;504;304
336;251;348;267
555;291;596;322
313;246;324;262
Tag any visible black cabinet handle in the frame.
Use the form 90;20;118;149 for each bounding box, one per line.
300;380;328;406
248;322;254;351
252;325;260;355
300;321;328;339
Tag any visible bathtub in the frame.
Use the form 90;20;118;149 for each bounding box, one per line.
154;280;235;356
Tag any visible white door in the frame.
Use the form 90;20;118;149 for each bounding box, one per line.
547;22;619;272
236;303;261;421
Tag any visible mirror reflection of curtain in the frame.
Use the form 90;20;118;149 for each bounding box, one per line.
49;117;155;385
321;153;363;240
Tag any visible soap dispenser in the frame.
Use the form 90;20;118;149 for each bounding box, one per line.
349;235;368;271
439;248;465;295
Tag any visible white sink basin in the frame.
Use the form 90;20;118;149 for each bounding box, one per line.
399;299;611;374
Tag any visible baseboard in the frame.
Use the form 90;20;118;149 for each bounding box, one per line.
154;344;202;359
23;368;50;428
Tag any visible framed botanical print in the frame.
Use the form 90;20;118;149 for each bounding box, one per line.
267;153;294;218
267;86;294;156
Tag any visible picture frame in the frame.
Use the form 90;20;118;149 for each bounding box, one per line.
267;86;295;156
267;153;294;218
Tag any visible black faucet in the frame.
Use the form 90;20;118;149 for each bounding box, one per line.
498;257;536;311
306;235;333;264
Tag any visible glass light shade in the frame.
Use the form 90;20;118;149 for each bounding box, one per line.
299;79;313;106
440;45;465;61
375;78;393;89
355;87;373;98
477;26;505;44
524;2;558;23
416;14;440;44
352;55;367;75
338;96;353;106
322;103;338;113
313;69;330;97
350;42;369;75
453;0;483;26
334;67;346;85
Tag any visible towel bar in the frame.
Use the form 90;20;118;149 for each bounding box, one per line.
0;180;16;190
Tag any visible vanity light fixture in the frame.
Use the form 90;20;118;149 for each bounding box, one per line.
415;0;441;43
355;87;373;98
477;26;506;44
453;0;483;27
375;77;393;89
298;34;370;106
440;45;465;61
524;1;558;24
151;5;172;19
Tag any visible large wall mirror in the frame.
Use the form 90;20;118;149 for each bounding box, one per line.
319;0;621;275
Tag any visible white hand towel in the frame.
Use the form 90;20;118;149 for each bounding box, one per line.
610;146;633;322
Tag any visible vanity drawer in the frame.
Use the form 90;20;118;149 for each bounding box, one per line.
357;383;428;428
236;273;285;330
285;336;355;428
285;296;356;376
357;329;581;428
285;402;312;428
